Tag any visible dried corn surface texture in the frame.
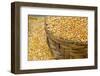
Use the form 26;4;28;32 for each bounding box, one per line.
46;16;88;43
28;15;88;60
28;16;54;61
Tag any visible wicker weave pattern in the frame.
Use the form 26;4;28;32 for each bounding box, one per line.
46;34;87;59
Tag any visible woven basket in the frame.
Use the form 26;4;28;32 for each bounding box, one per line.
45;24;88;59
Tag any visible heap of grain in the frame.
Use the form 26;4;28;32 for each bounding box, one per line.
45;16;88;59
28;16;54;61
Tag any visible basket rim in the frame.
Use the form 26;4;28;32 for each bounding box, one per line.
45;26;87;46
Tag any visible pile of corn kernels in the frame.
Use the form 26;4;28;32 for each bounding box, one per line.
46;16;88;43
28;16;54;61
